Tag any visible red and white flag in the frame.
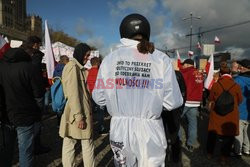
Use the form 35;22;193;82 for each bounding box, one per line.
197;42;202;50
0;35;10;59
204;54;214;90
188;50;194;57
45;20;55;79
214;36;220;43
176;50;182;69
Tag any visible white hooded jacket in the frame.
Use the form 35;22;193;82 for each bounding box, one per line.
93;38;183;166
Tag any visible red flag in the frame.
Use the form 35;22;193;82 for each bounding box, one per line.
197;42;202;50
188;51;194;57
44;20;55;80
204;54;214;90
214;36;220;43
176;50;182;69
0;35;10;59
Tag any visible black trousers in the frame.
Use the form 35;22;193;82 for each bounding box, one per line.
0;123;16;167
162;108;182;163
206;131;234;157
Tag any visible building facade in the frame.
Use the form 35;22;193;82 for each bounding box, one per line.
0;0;42;41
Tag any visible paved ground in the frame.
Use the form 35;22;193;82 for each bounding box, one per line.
11;111;250;167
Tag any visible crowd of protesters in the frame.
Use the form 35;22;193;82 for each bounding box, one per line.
0;13;249;167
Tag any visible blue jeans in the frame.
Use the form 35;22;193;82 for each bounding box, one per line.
179;106;198;146
16;123;38;167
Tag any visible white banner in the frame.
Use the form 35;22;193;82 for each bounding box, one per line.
203;44;215;56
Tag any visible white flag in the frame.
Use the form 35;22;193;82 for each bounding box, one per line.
214;36;220;43
188;50;194;57
0;35;10;59
45;20;55;79
204;54;214;90
176;50;182;69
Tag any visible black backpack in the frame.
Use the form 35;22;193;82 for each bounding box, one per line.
214;82;236;116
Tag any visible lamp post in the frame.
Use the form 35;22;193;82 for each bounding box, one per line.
183;12;201;51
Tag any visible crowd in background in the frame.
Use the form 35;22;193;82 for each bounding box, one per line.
0;14;249;167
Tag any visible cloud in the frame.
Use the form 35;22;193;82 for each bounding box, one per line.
109;0;167;36
75;18;93;37
160;0;250;55
86;37;104;49
86;36;110;56
226;47;250;60
116;0;157;16
108;0;250;58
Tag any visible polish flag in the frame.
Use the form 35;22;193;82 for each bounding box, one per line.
176;50;182;69
188;51;194;57
44;20;55;80
204;54;214;90
197;42;202;50
0;35;10;59
214;36;220;43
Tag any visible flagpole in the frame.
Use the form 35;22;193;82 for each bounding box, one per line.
198;27;202;57
183;12;201;53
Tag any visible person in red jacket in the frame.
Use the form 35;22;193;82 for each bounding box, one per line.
179;59;204;152
87;57;108;135
87;57;100;94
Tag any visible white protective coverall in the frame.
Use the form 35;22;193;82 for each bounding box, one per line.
92;38;183;167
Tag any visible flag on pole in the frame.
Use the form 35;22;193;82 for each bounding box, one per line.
214;36;220;43
45;20;55;79
204;54;214;90
176;50;182;69
0;35;10;59
188;50;194;57
197;42;202;50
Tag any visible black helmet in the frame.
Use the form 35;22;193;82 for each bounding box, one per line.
119;13;150;41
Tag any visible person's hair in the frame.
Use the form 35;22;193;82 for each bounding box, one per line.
90;57;100;66
136;38;155;54
26;36;41;47
20;44;35;56
73;43;91;65
219;61;231;75
20;36;41;56
59;55;69;63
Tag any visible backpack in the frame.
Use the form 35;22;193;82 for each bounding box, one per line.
214;82;236;116
51;77;67;115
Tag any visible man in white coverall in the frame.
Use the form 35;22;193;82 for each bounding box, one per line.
92;13;183;167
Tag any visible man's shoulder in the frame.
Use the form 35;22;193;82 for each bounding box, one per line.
63;61;77;73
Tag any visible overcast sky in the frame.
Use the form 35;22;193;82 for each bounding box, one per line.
28;0;250;59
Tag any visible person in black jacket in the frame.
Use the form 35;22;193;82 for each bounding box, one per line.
21;36;46;109
162;70;186;166
21;36;51;155
0;47;44;167
0;84;16;167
